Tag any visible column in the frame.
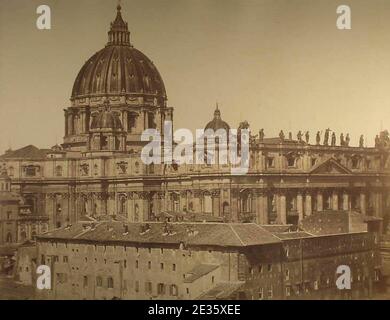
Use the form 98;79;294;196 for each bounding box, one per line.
277;192;287;224
80;110;86;133
123;111;128;132
297;192;304;222
360;192;367;214
127;193;134;222
212;190;221;217
68;113;74;135
231;189;240;222
343;192;349;211
255;190;268;224
144;111;149;129
193;191;202;213
374;190;383;218
305;193;312;217
316;191;323;212
64;110;69;136
332;191;339;211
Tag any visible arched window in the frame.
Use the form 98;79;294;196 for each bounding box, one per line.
148;112;156;129
287;156;296;167
351;156;360;169
203;194;212;213
55;166;63;177
100;136;108;150
20;231;27;242
119;195;127;215
134;204;139;222
107;277;114;289
81;196;88;215
324;191;332;210
6;232;12;243
170;284;178;296
128;112;137;133
96;276;103;287
24;196;36;214
222;202;230;215
93;164;99;176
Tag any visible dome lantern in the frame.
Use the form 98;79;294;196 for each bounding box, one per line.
107;4;131;46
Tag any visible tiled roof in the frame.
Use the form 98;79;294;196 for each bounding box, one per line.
273;231;313;240
37;222;282;247
300;211;369;235
184;264;219;283
0;145;48;160
197;282;245;300
261;225;294;233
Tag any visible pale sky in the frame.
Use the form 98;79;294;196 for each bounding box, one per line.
1;0;390;152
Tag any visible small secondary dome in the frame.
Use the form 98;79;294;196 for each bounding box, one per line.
205;105;230;132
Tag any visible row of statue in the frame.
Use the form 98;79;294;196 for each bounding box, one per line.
256;128;366;148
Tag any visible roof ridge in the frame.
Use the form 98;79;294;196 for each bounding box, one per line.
255;224;283;242
73;222;103;239
229;224;245;246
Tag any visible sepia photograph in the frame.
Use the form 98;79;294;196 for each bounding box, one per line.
0;0;390;308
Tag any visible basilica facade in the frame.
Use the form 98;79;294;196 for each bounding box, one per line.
1;5;390;236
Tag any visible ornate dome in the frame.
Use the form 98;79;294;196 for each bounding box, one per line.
91;106;123;131
205;105;230;132
71;5;166;100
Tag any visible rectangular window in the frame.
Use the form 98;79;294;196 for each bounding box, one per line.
148;261;151;269
268;286;273;299
286;286;291;297
258;265;263;273
160;263;164;270
135;281;139;293
172;264;176;271
145;282;152;294
267;157;275;168
157;283;165;295
170;285;178;296
83;276;88;288
135;260;139;269
258;288;263;300
267;264;272;272
96;277;102;287
285;269;290;281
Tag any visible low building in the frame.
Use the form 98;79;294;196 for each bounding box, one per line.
31;211;381;300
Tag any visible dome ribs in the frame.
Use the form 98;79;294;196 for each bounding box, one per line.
70;6;166;101
104;46;117;94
